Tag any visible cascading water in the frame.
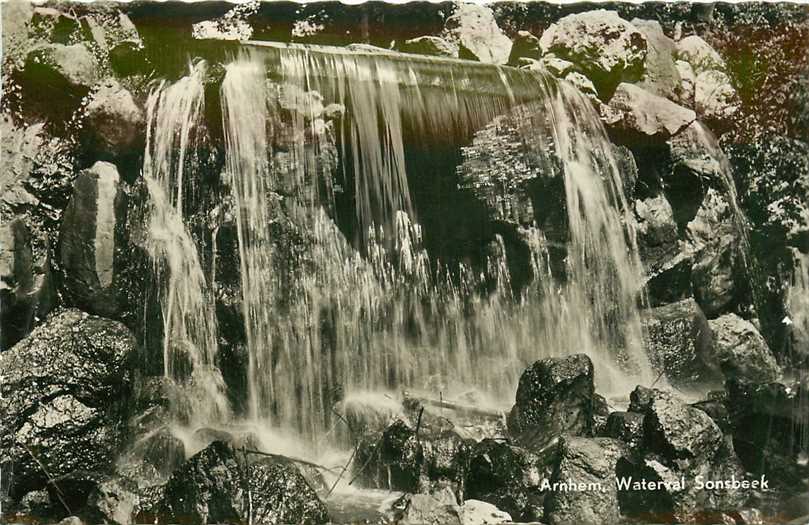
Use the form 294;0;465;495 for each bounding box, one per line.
142;60;230;428
217;46;654;443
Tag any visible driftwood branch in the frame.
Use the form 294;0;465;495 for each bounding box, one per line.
404;394;502;418
243;449;341;474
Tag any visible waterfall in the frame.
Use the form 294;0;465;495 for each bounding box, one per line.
143;60;230;428
218;46;653;442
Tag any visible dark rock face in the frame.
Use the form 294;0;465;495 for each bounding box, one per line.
707;314;780;382
508;30;541;65
538;10;647;98
160;441;328;525
353;419;424;492
465;439;551;521
85;476;139;525
604;411;645;449
0;309;134;504
24;43;98;93
544;437;627;525
726;379;809;495
642;390;724;461
508;354;595;450
641;298;718;388
59;161;127;318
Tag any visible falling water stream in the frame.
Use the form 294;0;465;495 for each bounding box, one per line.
217;46;654;444
136;44;657;464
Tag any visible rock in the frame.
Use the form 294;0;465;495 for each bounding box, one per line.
401;36;458;58
685;188;741;317
694;69;739;129
0;309;134;504
628;385;658;414
634;194;679;269
192;14;253;41
394;490;461;525
160;440;328;524
642;389;723;463
604;83;696;139
353;419;424;492
421;429;474;495
85;476;139;525
30;7;80;44
24;43;98;93
84;80;145;160
604;411;645;448
536;54;575;77
508;31;541;65
507;354;595;450
707;314;780;382
458;499;511;525
442;3;512;65
631;19;682;101
563;71;597;99
109;40;150;77
59;161;126;318
544;437;626;525
620;390;748;521
591;393;610;437
0;217;54;350
539;10;647;97
464;439;550;521
641;298;718;388
675;35;726;74
16;489;54;520
676;59;697;107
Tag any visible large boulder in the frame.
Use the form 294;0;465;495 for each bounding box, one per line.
442;3;511;64
84;79;145;160
59;161;127;318
675;35;726;74
464;439;550;521
603;411;645;449
508;31;541;66
708;314;780;382
634;194;679;271
400;36;458;58
619;389;748;521
159;441;328;524
353;419;424;492
544;437;626;525
603;83;696;140
539;10;647;97
641;298;718;388
0;309;134;505
631;19;682;101
507;354;595;451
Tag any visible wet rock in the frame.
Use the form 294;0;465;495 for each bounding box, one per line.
59;161;126;318
641;298;718;388
591;393;610;437
507;354;595;450
85;476;139;525
24;43;98;93
160;440;328;524
642;389;723;463
603;83;695;139
457;500;511;525
353;419;424;492
644;251;695;307
544;437;627;525
539;10;647;97
707;314;780;382
442;3;512;65
631;19;682;101
401;36;458;58
508;31;541;65
465;439;551;521
84;79;145;160
563;71;597;99
604;411;645;448
0;309;134;503
628;385;658;414
421;429;474;496
536;54;575;77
